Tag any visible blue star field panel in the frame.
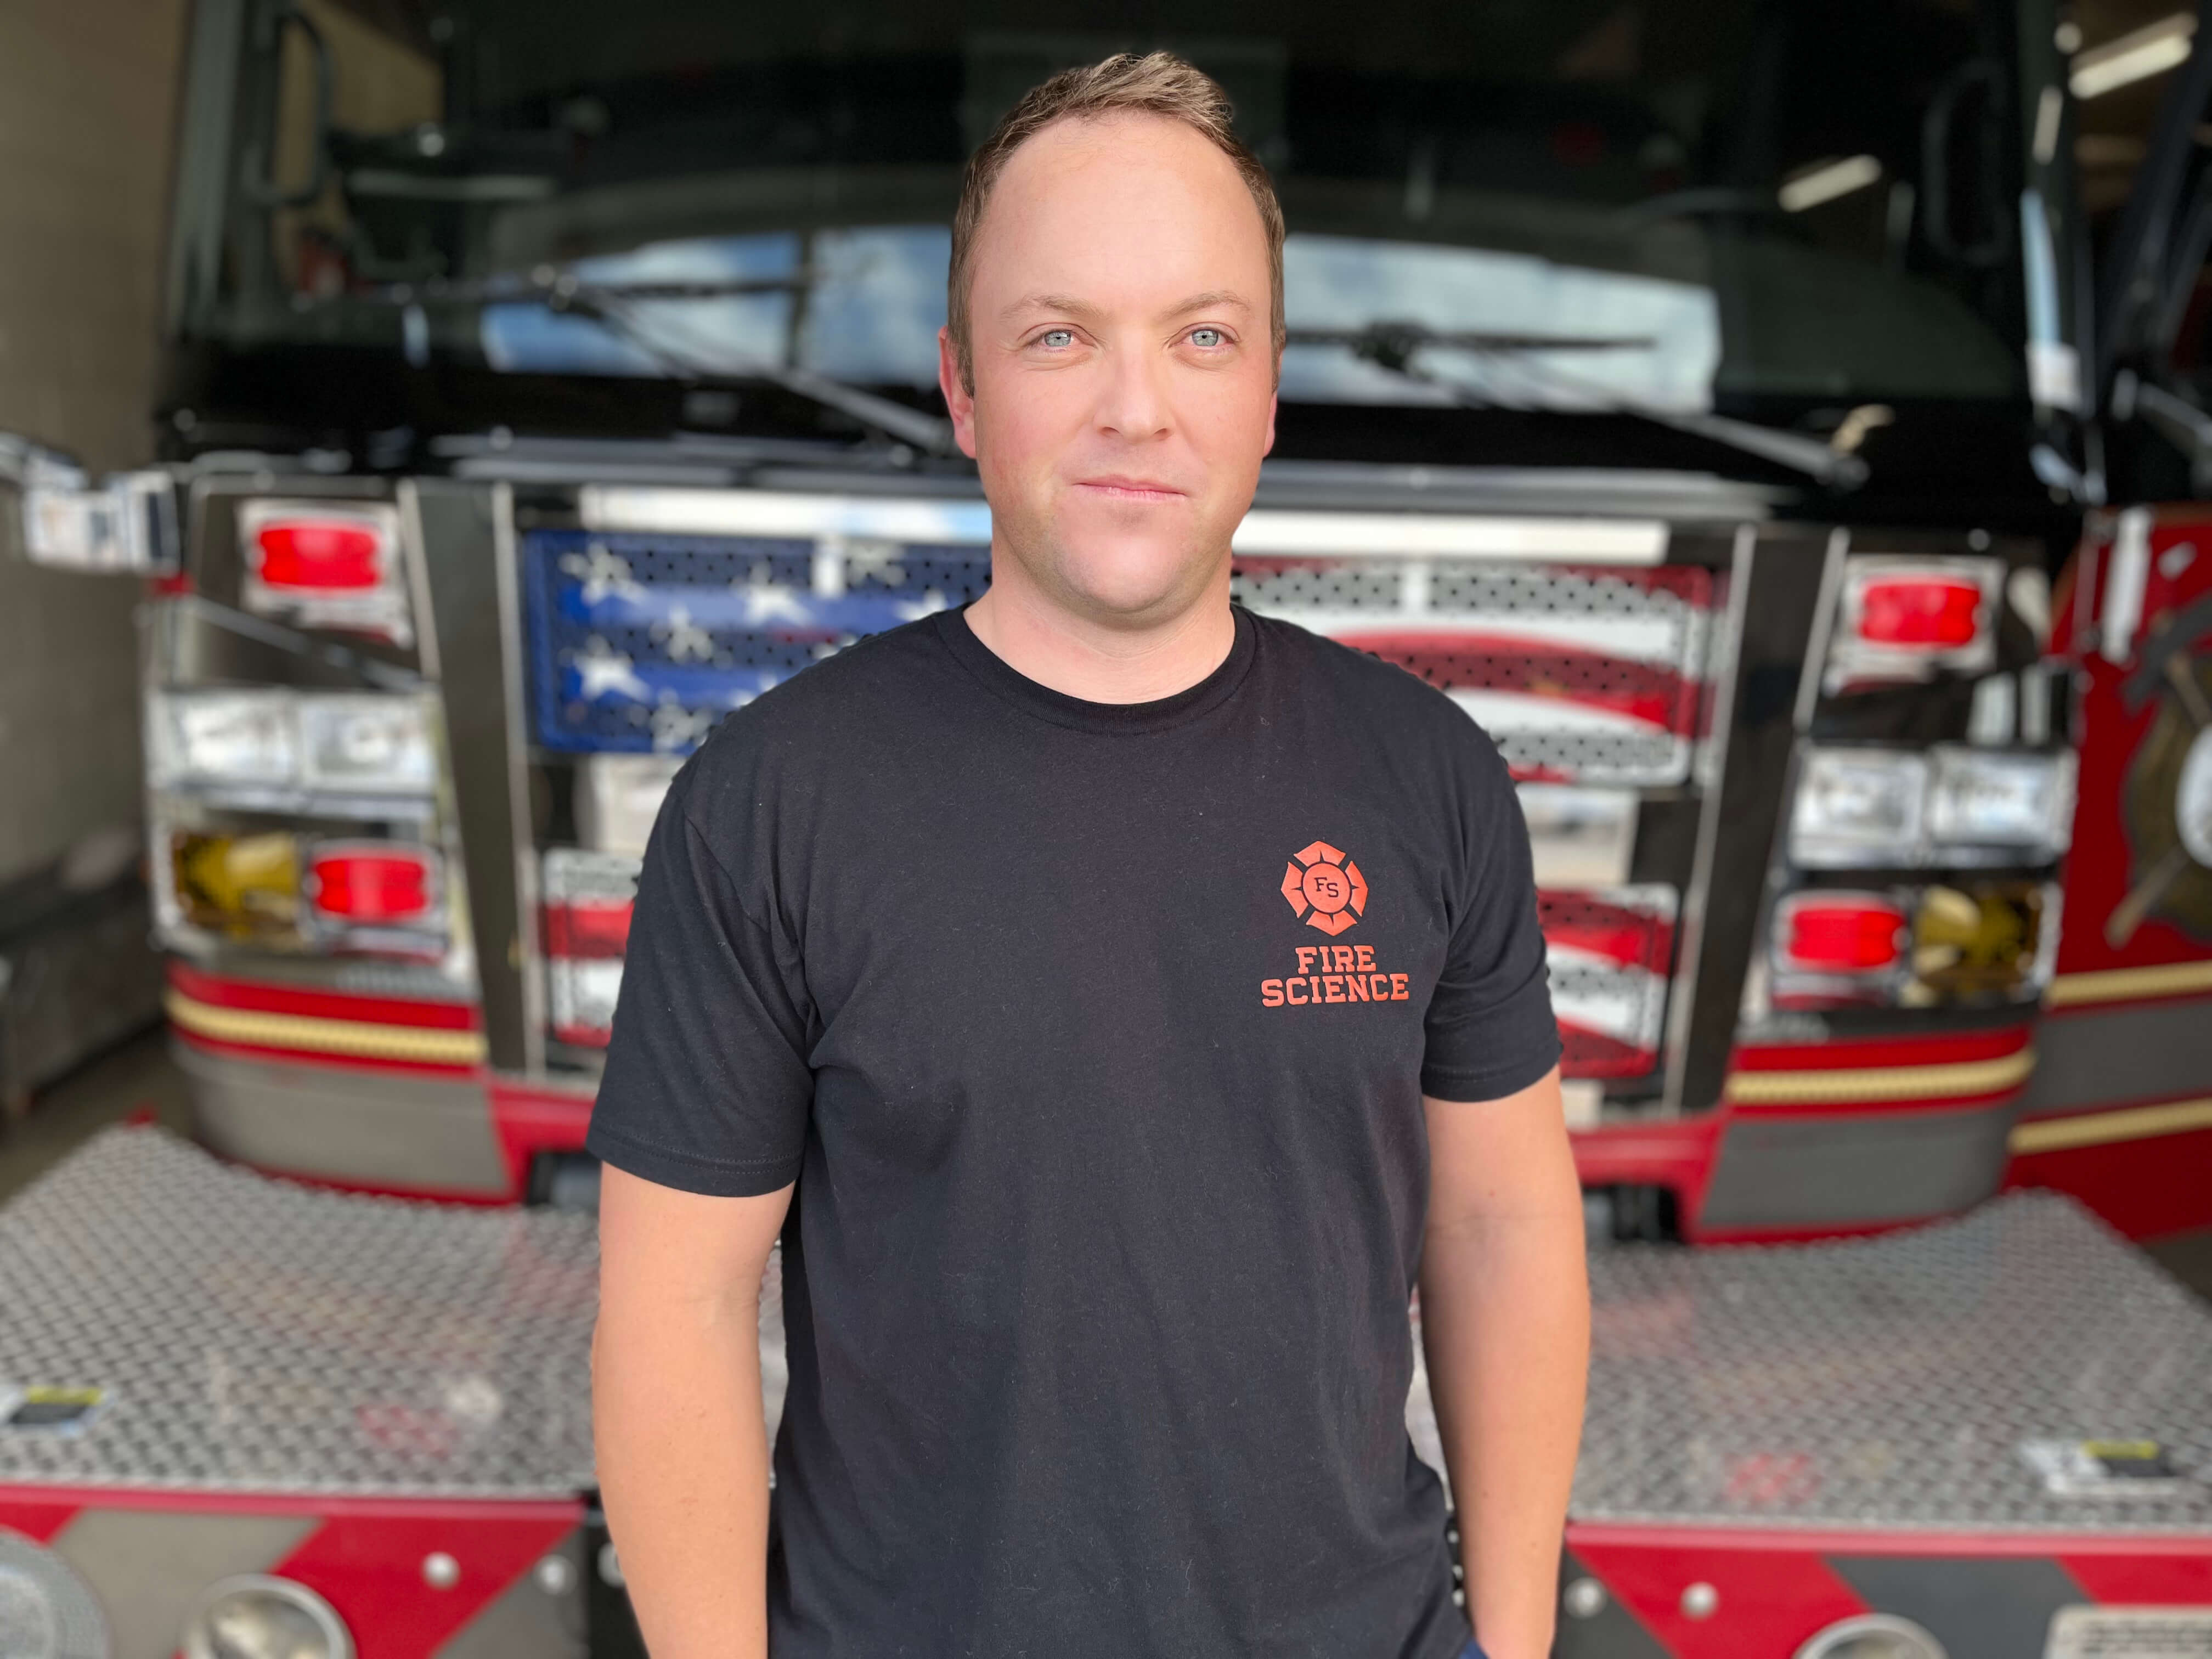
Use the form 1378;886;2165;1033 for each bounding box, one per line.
523;529;993;754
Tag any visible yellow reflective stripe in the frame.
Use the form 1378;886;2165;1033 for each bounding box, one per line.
1724;1048;2035;1105
2046;960;2212;1007
165;989;486;1066
2010;1095;2212;1154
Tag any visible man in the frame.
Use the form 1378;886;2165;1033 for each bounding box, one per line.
589;51;1589;1659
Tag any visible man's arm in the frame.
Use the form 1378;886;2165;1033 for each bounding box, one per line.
1418;1065;1590;1659
594;1163;794;1658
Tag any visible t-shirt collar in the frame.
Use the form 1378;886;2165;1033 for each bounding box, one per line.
933;599;1258;736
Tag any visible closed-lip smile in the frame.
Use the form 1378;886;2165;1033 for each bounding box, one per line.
1074;476;1185;501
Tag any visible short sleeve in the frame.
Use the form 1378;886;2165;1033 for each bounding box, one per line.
1419;732;1562;1102
584;766;815;1196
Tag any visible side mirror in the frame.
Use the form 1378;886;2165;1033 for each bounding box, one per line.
0;435;179;574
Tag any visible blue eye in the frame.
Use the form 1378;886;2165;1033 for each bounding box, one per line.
1039;328;1075;349
1190;327;1225;347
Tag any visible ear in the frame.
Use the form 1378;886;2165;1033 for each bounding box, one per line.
938;327;980;460
1263;386;1278;457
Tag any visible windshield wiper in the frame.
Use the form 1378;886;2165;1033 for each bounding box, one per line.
1286;324;1658;364
545;276;957;455
1291;320;1867;490
336;267;960;458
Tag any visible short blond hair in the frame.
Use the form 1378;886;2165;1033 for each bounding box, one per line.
945;51;1287;394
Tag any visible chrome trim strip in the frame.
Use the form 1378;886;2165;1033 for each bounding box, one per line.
579;486;1669;564
1662;523;1758;1113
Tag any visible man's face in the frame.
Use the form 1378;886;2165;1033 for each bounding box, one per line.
939;112;1278;627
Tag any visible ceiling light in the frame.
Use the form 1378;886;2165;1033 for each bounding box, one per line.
2071;13;2196;100
1780;154;1882;213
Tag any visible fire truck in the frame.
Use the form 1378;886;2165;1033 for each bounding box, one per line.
2;1;2211;1654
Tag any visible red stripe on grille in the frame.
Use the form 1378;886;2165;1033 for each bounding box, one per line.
1559;1024;1657;1079
1539;891;1676;971
1336;631;1697;734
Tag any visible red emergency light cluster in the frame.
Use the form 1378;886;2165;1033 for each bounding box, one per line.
1854;573;1985;649
1775;893;1907;974
308;846;438;926
254;520;387;592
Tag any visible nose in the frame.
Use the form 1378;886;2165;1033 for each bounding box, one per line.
1093;340;1172;443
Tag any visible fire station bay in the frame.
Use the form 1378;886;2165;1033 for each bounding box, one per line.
3;3;2212;1656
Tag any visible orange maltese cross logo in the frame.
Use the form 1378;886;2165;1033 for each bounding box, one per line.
1281;840;1368;935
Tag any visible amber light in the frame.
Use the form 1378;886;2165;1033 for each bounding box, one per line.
1855;575;1983;648
1778;894;1907;972
171;832;301;941
255;521;385;590
308;847;435;923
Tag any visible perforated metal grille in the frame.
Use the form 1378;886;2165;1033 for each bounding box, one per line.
524;531;990;754
0;1126;601;1497
1541;885;1676;1079
542;848;639;906
543;849;639;1046
1232;557;1715;786
521;523;1718;777
1491;1189;2212;1532
1230;559;1404;612
1429;563;1713;615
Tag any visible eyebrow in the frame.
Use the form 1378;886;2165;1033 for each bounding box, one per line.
998;290;1257;323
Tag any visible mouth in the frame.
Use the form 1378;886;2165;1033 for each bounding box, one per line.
1072;476;1186;504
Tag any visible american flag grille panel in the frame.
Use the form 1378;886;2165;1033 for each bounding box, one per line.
1233;556;1716;787
523;529;990;754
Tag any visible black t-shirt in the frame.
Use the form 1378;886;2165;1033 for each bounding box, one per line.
586;600;1561;1659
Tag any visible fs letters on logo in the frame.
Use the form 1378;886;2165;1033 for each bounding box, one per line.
1280;840;1367;935
1263;841;1409;1009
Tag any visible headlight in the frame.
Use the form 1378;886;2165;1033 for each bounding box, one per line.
1926;746;2074;859
182;1575;353;1659
151;690;298;791
1791;749;1927;866
1790;746;2075;867
148;689;439;803
300;695;437;794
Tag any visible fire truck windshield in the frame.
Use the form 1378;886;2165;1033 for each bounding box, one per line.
178;0;2041;440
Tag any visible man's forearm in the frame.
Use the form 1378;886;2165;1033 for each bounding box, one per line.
1418;1201;1590;1659
592;1288;775;1656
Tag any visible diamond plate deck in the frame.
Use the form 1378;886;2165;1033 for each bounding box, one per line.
0;1124;602;1498
6;1128;2207;1537
1542;1189;2212;1533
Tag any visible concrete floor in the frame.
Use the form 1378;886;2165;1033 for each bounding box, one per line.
0;1027;191;1201
4;1030;2211;1308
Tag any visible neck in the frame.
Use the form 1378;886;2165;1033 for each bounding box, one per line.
962;557;1236;704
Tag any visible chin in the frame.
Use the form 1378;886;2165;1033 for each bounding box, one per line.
1049;534;1212;621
